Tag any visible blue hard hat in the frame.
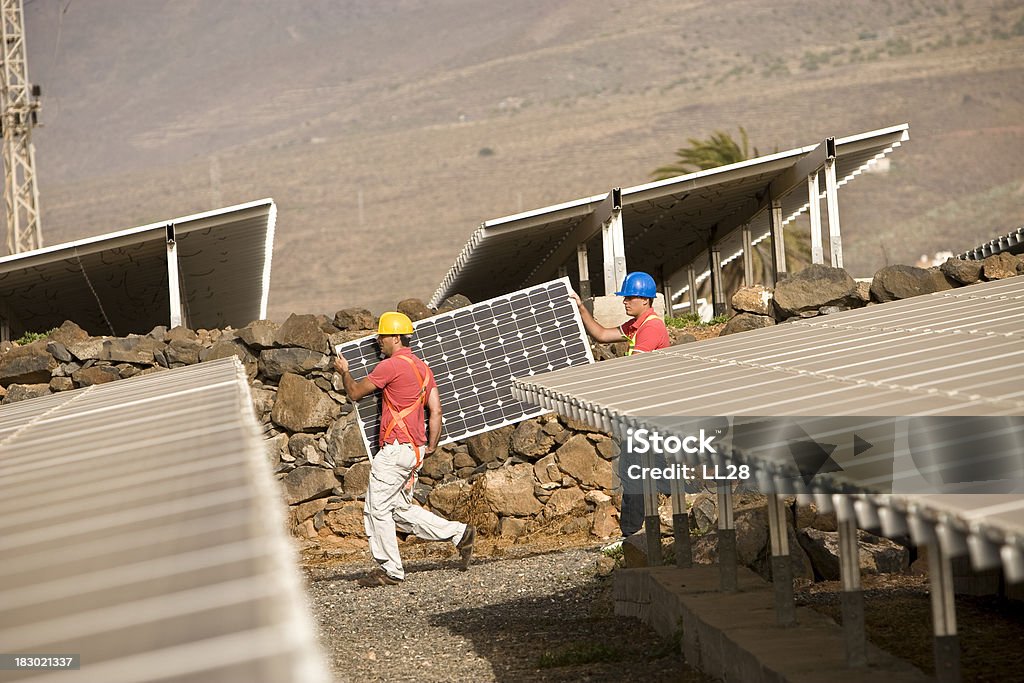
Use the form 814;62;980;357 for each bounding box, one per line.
615;272;657;298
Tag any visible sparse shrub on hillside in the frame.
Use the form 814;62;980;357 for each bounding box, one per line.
478;147;495;157
886;37;913;56
800;50;831;71
760;56;790;77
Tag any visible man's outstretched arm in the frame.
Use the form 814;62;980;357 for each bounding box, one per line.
333;356;377;401
569;291;625;343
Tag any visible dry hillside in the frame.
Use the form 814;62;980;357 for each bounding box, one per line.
21;0;1024;319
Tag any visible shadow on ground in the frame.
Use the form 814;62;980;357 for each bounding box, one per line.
426;576;713;682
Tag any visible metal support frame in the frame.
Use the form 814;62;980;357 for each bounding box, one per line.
659;265;673;318
602;200;627;296
710;245;726;317
641;450;662;565
928;539;961;683
687;265;698;316
823;138;843;268
717;482;737;592
767;494;795;626
808;171;824;265
522;188;620;289
577;243;591;299
1;0;44;255
837;497;867;667
556;265;568;278
741;224;754;287
671;475;691;568
769;198;786;284
166;224;183;329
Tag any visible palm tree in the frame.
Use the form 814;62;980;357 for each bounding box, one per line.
651;127;758;180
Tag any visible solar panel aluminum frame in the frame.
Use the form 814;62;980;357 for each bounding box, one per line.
336;278;594;458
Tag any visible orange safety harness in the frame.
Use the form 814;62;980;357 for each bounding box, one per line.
380;354;432;469
624;311;662;356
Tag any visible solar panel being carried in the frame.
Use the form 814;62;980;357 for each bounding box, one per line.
336;278;593;456
0;358;329;683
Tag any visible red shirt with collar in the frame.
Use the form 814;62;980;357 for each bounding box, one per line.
619;307;670;354
367;347;437;446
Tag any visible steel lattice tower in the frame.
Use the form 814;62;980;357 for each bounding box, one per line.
0;0;42;254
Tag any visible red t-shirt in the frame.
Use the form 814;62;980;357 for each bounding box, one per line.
367;347;437;446
619;308;670;354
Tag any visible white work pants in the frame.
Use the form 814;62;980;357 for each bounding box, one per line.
364;441;466;580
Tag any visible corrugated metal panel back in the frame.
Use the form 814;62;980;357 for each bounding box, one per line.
0;358;329;683
432;125;907;306
511;276;1024;581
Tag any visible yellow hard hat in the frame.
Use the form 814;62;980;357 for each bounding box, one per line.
377;311;414;335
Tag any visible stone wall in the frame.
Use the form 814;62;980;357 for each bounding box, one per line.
3;253;1020;550
0;301;625;547
722;253;1024;334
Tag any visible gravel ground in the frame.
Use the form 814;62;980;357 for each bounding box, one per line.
302;542;712;683
795;574;1024;683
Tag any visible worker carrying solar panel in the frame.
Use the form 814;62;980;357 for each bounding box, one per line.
570;272;672;541
570;272;670;354
333;311;477;587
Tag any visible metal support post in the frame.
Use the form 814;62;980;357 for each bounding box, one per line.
710;246;726;317
671;475;691;568
717;482;737;592
687;265;698;317
767;494;795;626
166;224;183;329
659;265;673;318
557;265;567;278
928;540;961;683
641;450;662;566
837;497;867;667
576;243;591;299
823;139;843;268
601;201;627;295
769;198;786;284
741;224;754;287
808;172;823;265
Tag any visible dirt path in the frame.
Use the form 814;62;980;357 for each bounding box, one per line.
302;542;713;682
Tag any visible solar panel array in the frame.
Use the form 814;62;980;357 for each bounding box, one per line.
430;124;909;307
0;358;330;683
958;224;1024;260
0;198;275;337
511;276;1024;581
337;278;593;456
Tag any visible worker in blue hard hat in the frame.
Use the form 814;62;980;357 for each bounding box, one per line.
571;272;671;545
570;271;670;355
